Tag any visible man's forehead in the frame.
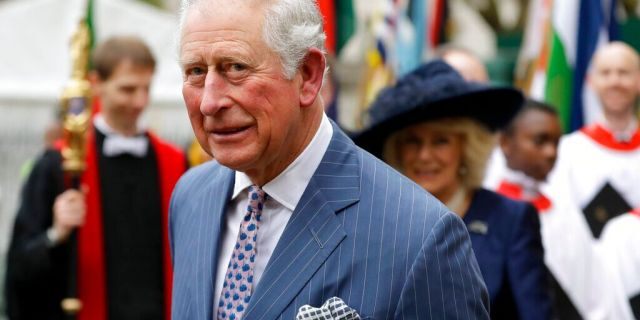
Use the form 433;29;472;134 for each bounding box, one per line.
189;0;267;17
516;110;558;131
593;43;640;70
180;0;266;43
180;4;269;56
105;59;153;81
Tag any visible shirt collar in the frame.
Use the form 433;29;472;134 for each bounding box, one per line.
232;113;334;210
94;114;149;157
501;166;542;199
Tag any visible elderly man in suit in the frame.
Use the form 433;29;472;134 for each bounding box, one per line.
170;0;489;319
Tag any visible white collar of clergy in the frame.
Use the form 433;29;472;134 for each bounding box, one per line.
501;167;543;200
94;115;148;158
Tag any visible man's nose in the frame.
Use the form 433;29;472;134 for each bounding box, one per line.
543;143;558;161
133;89;149;110
607;72;624;86
200;71;233;115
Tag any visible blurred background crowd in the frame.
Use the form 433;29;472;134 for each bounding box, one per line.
1;0;640;319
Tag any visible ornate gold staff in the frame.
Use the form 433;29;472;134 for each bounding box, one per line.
59;19;92;317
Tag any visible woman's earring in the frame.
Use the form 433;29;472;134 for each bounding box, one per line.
458;165;468;176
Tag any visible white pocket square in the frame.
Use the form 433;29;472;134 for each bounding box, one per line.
296;297;361;320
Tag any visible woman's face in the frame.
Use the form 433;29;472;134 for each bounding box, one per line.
396;122;465;202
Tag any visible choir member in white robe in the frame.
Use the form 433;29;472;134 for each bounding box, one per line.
547;41;640;319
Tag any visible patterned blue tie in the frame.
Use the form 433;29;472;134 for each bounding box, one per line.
217;185;266;320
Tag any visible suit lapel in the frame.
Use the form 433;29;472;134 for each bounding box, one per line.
244;125;361;320
196;167;234;319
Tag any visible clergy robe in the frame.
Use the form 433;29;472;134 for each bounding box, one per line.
544;123;640;319
5;126;185;320
600;209;640;319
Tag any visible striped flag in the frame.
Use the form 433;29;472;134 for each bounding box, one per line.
335;0;447;130
335;0;356;56
522;0;619;132
428;0;446;49
395;0;419;76
571;0;618;130
410;0;428;61
516;0;552;98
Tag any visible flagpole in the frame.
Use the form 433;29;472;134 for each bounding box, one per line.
59;17;93;318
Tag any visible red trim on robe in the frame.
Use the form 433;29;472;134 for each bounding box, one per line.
76;130;185;320
91;96;101;116
581;123;640;151
149;132;186;320
496;180;552;212
78;131;106;320
631;208;640;218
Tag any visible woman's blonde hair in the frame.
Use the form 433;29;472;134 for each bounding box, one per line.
383;118;495;190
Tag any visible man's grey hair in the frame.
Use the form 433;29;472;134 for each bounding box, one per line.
179;0;327;79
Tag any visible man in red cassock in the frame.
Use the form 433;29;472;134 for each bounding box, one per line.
5;36;185;320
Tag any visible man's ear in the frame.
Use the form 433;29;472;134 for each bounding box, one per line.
499;132;512;157
298;48;326;108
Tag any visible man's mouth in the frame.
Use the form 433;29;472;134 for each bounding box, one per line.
209;125;254;142
213;125;251;135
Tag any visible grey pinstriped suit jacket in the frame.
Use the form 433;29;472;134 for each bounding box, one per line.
169;123;489;319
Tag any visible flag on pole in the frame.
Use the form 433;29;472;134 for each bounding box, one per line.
524;0;619;132
410;0;427;61
335;0;444;129
336;0;356;56
515;0;552;97
571;0;618;131
543;0;578;131
428;0;446;49
395;0;419;76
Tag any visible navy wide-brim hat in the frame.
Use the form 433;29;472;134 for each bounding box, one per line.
354;60;524;158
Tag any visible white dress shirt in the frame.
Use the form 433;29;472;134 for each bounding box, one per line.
213;114;333;313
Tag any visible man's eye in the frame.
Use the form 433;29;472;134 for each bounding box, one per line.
188;67;206;76
184;66;206;84
221;62;250;76
532;137;545;146
120;86;136;94
229;63;246;72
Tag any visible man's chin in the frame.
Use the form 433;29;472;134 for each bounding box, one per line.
530;171;548;182
213;153;255;172
603;101;634;114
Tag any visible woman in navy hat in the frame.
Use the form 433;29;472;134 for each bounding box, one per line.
355;60;552;320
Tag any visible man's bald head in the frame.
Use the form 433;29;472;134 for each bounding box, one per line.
592;41;640;70
436;47;489;83
589;41;640;118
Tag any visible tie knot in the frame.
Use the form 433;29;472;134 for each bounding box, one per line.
247;185;267;214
